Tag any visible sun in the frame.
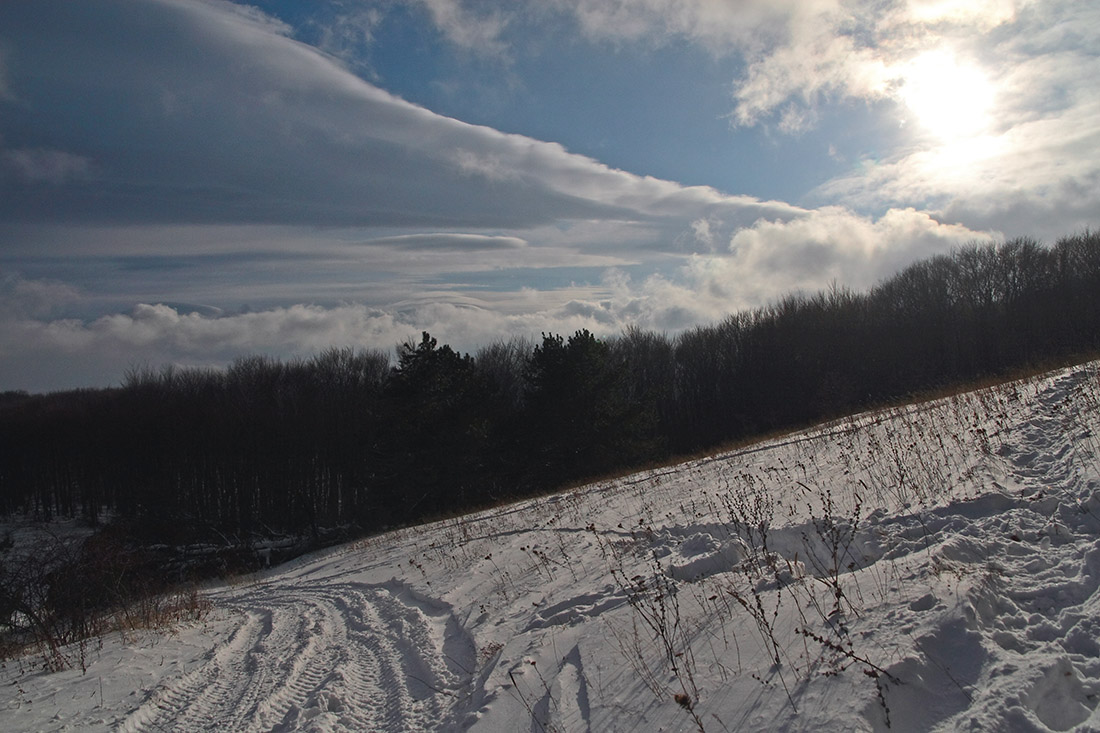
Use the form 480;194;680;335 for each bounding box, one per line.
898;49;995;141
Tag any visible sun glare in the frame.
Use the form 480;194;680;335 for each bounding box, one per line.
898;50;995;142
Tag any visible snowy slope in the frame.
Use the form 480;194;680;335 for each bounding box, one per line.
4;362;1100;732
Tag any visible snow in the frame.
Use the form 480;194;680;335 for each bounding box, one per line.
4;362;1100;732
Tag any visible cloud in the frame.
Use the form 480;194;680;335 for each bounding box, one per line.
3;302;390;361
0;272;81;319
723;1;1033;132
265;0;1097;245
2;148;93;185
0;205;995;392
308;6;383;67
732;35;892;130
545;0;1075;139
0;0;1087;392
0;298;556;391
0;0;791;232
812;32;1100;240
552;0;796;52
568;207;995;333
903;0;1018;27
0;294;619;392
558;0;1094;252
412;0;510;56
360;233;528;251
543;0;896;128
723;207;995;301
750;0;1100;240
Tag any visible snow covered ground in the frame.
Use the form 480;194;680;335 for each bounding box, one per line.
4;362;1100;732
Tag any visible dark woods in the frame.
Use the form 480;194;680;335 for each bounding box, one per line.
3;233;1100;546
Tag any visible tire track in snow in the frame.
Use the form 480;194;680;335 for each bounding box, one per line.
120;580;476;732
119;608;269;732
245;601;345;729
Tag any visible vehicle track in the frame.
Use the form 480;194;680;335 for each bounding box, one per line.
119;579;476;732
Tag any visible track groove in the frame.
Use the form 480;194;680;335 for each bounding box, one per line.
119;580;475;732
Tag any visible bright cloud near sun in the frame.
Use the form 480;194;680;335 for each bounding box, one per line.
904;0;1018;27
896;49;996;141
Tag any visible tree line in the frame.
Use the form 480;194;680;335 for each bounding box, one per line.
1;232;1098;546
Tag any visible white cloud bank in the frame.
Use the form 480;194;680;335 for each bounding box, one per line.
1;204;990;392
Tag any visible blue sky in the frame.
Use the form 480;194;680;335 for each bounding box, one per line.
1;0;1098;391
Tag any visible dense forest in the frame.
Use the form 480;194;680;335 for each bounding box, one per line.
2;232;1099;549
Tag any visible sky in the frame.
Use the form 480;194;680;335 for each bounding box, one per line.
1;0;1098;392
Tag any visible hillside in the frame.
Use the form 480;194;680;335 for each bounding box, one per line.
4;361;1100;732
